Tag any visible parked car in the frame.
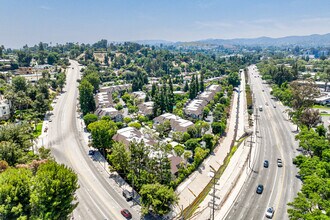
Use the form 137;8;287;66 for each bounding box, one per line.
277;158;283;167
265;207;275;218
256;184;264;194
122;189;133;201
121;209;132;219
88;150;95;156
264;160;269;168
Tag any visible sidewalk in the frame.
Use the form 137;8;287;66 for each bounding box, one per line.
174;69;247;217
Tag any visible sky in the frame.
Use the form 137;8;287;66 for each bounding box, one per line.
1;0;330;48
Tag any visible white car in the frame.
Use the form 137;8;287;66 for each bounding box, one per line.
265;207;275;218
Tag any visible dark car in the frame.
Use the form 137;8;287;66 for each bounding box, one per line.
88;150;95;156
264;160;269;168
122;189;133;201
256;184;264;194
121;209;132;219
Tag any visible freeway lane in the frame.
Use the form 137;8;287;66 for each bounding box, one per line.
225;65;301;220
47;60;140;220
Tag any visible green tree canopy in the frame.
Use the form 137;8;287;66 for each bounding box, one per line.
140;183;178;216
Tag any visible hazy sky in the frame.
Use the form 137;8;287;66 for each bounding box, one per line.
1;0;330;48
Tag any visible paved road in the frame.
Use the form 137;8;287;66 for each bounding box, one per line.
225;65;302;220
47;60;140;220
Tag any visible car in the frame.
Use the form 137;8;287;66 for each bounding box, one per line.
88;150;95;155
265;207;275;218
256;184;264;194
273;105;276;108
262;89;264;92
277;158;283;167
264;160;269;168
121;209;132;219
122;189;133;201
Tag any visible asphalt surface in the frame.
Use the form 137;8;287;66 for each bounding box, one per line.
47;60;140;220
225;65;302;220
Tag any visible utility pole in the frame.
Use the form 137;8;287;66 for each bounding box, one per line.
209;165;220;220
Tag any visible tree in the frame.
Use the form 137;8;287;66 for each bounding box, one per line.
17;51;32;67
187;126;198;138
85;72;100;93
79;80;95;115
47;53;58;65
30;161;79;219
183;151;192;160
88;120;117;150
56;72;66;92
200;70;205;92
128;122;142;130
83;113;98;127
203;107;210;119
194;147;209;166
227;72;240;87
185;139;200;152
140;183;178;215
174;145;184;157
189;75;197;99
0;141;22;166
211;121;226;135
108;142;130;175
203;134;215;150
0;167;32;219
299;108;321;129
295;127;329;158
12;76;27;92
290;79;319;111
184;81;189;92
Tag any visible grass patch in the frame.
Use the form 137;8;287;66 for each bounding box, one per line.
33;122;43;138
320;113;330;116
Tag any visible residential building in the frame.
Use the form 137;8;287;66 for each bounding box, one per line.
99;84;131;93
132;91;146;101
95;107;123;122
138;101;154;116
168;156;185;176
153;113;194;132
112;127;156;148
0;97;11;120
184;84;221;119
184;99;207;119
95;92;112;108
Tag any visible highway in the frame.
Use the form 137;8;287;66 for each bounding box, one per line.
225;65;302;220
47;60;140;220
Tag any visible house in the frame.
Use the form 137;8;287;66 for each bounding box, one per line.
168;156;184;176
207;84;221;93
184;99;207;119
95;107;123;122
0;97;11;120
112;127;156;148
99;84;131;93
95;92;112;108
138;101;154;116
132;91;146;101
153;113;194;132
184;84;221;119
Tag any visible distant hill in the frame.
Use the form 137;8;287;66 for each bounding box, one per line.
116;33;330;47
184;33;330;47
